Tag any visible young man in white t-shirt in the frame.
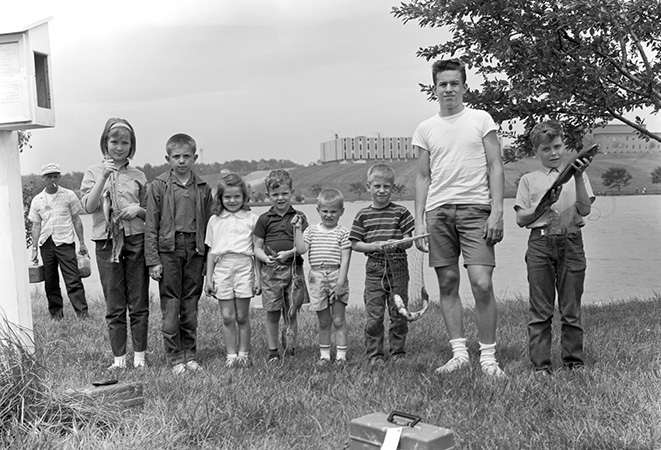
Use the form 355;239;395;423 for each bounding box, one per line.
413;59;506;378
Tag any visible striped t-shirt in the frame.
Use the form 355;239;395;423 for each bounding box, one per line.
349;203;414;257
303;223;351;267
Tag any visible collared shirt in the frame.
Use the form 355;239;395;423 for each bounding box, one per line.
515;166;594;230
253;206;308;265
303;223;351;267
205;209;258;257
80;162;148;240
172;177;197;233
28;187;82;246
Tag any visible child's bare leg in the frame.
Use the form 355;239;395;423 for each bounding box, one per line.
219;299;238;356
332;302;347;347
317;308;332;360
332;302;348;361
266;310;281;352
235;298;251;354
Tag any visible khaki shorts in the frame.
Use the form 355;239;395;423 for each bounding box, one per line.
260;264;306;313
212;254;255;299
307;266;349;312
426;204;496;267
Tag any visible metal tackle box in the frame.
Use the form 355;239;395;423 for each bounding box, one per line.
350;411;455;449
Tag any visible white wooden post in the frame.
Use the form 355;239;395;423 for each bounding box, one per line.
0;17;55;352
0;130;34;351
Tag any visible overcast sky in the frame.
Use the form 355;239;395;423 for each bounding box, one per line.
5;0;660;176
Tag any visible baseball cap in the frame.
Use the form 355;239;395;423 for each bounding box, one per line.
41;163;61;176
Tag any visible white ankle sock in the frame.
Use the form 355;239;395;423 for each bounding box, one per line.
449;338;469;361
336;345;348;360
114;355;126;367
479;342;497;366
134;351;145;364
319;344;331;360
238;351;249;358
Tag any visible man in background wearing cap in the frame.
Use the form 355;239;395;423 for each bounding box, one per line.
28;163;89;320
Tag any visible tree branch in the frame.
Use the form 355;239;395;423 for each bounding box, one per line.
605;108;661;143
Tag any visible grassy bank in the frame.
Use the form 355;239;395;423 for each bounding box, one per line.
3;293;660;449
233;152;661;203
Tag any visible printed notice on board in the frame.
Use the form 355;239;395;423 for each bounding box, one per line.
0;41;27;124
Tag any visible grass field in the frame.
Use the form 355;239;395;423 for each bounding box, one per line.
2;292;660;449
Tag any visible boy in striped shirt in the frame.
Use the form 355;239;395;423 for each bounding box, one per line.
293;189;352;365
349;164;414;365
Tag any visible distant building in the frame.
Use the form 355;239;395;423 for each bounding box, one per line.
320;136;416;164
585;123;660;154
320;134;511;164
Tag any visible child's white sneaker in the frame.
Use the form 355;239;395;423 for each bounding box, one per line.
134;360;147;369
481;361;507;379
172;363;186;375
225;357;237;368
107;362;126;371
186;360;202;372
237;354;251;368
434;356;469;374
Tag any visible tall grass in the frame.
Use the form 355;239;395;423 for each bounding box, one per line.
0;315;121;449
5;291;661;449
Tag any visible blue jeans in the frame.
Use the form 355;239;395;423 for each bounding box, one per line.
40;237;88;318
363;255;409;359
526;231;586;370
158;233;205;366
96;234;150;357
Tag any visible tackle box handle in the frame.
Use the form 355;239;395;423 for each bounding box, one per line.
387;411;421;427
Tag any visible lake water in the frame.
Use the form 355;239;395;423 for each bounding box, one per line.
39;195;660;307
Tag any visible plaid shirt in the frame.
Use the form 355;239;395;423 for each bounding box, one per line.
28;187;82;246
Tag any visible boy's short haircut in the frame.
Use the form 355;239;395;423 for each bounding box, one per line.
367;163;395;184
530;121;564;150
317;188;344;208
432;59;467;85
166;133;197;155
100;118;136;159
264;169;292;193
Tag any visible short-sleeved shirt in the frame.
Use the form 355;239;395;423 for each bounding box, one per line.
349;202;414;258
80;162;148;240
205;210;258;257
412;107;498;210
253;206;308;265
303;223;351;268
28;187;82;246
515;166;594;230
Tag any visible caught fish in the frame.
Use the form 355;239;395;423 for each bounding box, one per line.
392;287;429;322
102;190;113;236
534;143;599;219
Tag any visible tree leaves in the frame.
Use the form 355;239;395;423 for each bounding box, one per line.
392;0;661;157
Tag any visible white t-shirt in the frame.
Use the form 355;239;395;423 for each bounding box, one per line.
412;107;498;211
205;209;258;257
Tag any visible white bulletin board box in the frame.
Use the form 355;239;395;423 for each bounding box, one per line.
0;17;54;131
